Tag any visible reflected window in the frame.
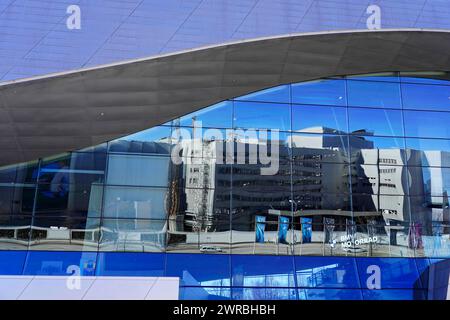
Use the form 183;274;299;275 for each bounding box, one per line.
107;154;170;187
292;163;350;194
350;136;406;165
0;215;31;250
290;133;349;163
29;217;100;251
351;165;408;195
0;185;35;215
99;219;166;252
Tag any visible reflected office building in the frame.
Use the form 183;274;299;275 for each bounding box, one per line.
1;28;450;300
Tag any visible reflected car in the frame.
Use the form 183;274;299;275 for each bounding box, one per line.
199;245;223;253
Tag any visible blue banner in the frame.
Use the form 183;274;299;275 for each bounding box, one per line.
300;217;312;244
278;216;289;244
255;215;266;243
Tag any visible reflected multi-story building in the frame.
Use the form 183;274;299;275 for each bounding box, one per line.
1;50;450;299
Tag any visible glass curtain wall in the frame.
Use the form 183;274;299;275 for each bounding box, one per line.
0;72;449;259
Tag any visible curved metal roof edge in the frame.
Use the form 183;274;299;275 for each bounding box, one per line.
1;28;449;88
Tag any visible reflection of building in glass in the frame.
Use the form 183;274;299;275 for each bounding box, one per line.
1;71;450;300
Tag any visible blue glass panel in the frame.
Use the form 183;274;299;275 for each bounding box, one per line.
348;107;404;137
180;286;231;300
361;289;425;300
404;110;450;139
23;251;97;276
231;255;295;287
347;80;401;109
402;83;450;111
233;101;291;131
295;256;360;288
292;105;348;134
304;289;363;300
291;79;346;106
95;252;165;276
356;258;422;289
166;253;230;286
179;101;233;128
236;85;290;104
109;126;172;153
0;185;35;215
0;251;27;275
238;288;297;300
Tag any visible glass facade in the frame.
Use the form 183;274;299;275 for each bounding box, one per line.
1;72;449;299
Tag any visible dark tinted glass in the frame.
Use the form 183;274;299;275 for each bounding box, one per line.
351;164;408;195
0;185;35;215
0;161;39;184
34;183;103;218
39;152;106;185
